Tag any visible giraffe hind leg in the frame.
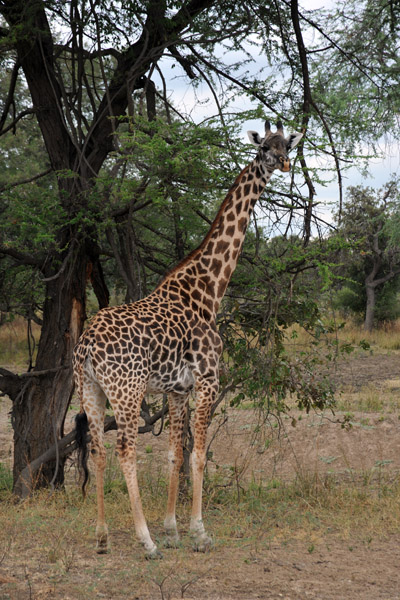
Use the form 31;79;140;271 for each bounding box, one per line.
81;375;109;553
112;385;162;559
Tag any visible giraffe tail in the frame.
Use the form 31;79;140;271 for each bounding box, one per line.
75;411;90;497
73;335;92;496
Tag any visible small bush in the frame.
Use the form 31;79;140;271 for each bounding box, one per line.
0;463;13;495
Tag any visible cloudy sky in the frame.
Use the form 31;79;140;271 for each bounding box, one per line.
148;0;399;230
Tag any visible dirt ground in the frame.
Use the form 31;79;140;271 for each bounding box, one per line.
1;351;400;599
1;534;399;600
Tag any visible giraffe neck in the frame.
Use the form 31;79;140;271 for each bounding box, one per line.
157;158;273;320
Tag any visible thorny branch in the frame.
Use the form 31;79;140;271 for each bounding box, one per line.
290;0;315;246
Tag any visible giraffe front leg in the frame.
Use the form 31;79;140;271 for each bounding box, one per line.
190;447;213;552
190;380;217;552
163;392;189;547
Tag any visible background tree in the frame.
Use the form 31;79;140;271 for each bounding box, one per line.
335;180;400;331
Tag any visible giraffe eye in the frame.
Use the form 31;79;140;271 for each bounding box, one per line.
262;143;270;151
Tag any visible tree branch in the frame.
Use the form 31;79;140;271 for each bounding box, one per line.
83;0;214;175
0;367;23;402
14;405;170;498
0;109;37;137
53;43;121;62
0;167;53;193
186;44;277;115
282;0;384;90
290;0;315;246
40;239;77;282
0;246;42;267
0;59;20;133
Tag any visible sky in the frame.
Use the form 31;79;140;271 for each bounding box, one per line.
151;0;400;230
298;0;400;216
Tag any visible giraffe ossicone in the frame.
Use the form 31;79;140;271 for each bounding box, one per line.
73;120;303;558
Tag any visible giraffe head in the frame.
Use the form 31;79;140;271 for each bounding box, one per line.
247;120;303;173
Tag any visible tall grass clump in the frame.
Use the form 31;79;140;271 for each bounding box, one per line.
286;317;400;354
0;463;13;499
0;316;41;368
203;465;400;547
338;318;400;351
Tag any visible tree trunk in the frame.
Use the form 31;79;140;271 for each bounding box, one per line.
1;0;213;497
11;246;87;494
364;282;376;332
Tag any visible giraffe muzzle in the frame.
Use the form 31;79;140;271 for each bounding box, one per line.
280;157;290;172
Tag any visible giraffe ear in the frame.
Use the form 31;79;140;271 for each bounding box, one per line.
247;130;262;146
286;131;303;151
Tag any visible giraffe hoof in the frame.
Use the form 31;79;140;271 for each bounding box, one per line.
96;526;109;553
96;540;109;554
192;534;213;553
145;547;163;560
163;534;181;549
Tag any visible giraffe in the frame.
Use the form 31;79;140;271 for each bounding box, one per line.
73;120;303;558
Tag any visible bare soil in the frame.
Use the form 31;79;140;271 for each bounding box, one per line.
1;351;400;599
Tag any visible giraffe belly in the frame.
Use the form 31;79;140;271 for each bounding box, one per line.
146;363;195;396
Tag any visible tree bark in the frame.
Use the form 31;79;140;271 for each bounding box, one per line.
11;245;88;493
364;281;376;332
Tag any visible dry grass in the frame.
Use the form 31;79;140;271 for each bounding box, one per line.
336;384;400;413
2;314;400;598
340;319;400;351
286;317;400;353
0;316;41;369
0;450;399;599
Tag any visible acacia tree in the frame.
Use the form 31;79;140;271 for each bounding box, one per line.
337;180;400;331
0;0;397;495
0;0;222;493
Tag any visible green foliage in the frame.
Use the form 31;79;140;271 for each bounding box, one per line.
333;180;400;325
91;114;244;296
0;261;44;321
334;274;400;324
217;234;351;417
0;462;13;496
1;183;65;251
312;0;400;154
